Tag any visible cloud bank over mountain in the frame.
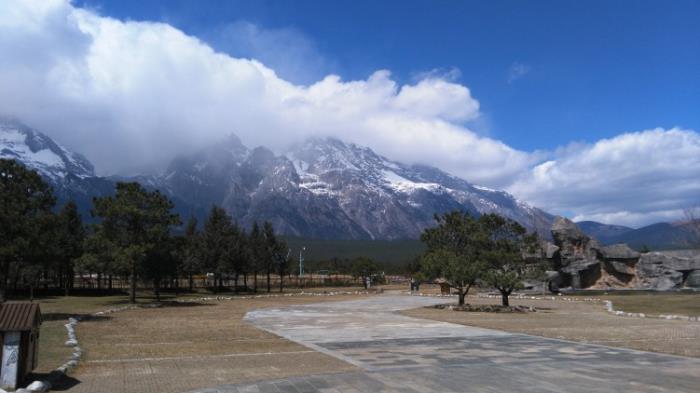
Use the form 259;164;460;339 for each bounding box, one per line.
0;0;697;227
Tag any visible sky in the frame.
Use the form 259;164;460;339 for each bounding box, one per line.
0;0;698;227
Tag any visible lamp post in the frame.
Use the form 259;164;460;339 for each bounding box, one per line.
299;246;306;278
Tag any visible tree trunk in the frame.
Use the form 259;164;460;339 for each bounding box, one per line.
266;269;271;293
279;267;284;293
108;275;113;293
154;279;160;302
458;289;466;306
129;261;137;304
188;272;194;293
501;290;510;307
234;272;240;293
243;273;248;291
68;266;74;291
253;271;258;293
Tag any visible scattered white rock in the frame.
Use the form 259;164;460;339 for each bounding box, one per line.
25;380;51;392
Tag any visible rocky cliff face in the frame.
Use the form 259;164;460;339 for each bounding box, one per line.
548;217;700;291
2;119;553;238
162;135;554;239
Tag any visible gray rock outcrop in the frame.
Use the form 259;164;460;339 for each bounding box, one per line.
547;217;700;291
550;217;602;289
685;270;700;288
637;252;700;290
599;244;640;260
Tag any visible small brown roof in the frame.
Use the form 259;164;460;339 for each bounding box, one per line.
0;302;41;331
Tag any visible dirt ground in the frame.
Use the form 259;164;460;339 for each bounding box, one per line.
45;292;371;393
36;287;700;392
401;295;700;358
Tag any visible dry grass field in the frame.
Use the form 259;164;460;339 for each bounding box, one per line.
401;294;700;358
29;286;700;392
29;288;371;393
576;290;700;316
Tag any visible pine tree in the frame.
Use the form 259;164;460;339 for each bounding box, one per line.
92;182;180;303
480;213;540;306
201;206;234;292
420;211;488;305
181;216;202;292
56;201;84;295
0;159;56;301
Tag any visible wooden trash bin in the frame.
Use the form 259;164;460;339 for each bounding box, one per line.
0;302;41;390
439;282;451;295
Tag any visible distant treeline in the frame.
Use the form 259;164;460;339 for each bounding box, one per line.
283;236;425;274
0;159;394;303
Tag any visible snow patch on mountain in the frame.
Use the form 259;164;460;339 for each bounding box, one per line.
0;120;94;180
382;169;442;193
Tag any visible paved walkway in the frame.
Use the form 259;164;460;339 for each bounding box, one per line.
190;295;700;392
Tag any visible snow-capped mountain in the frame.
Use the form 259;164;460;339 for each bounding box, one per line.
2;118;553;238
163;135;554;239
0;119;94;180
0;119;116;215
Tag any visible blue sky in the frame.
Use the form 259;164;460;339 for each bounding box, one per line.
76;0;700;152
2;0;699;227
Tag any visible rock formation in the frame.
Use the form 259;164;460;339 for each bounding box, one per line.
547;217;700;291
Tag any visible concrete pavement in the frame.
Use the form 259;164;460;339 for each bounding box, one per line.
189;294;700;392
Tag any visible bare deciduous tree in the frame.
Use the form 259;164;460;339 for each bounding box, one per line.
684;205;700;248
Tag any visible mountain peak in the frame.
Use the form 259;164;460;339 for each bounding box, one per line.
0;119;94;180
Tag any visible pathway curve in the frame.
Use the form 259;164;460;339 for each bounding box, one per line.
190;294;700;392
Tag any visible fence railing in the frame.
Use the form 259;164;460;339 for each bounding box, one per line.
71;274;364;290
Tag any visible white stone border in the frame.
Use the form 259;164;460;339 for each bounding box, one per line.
173;290;373;304
410;291;603;303
603;300;700;322
412;291;700;323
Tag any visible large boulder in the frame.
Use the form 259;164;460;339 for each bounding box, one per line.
685;270;700;288
551;217;601;288
607;261;636;276
599;244;640;260
599;243;640;283
637;252;686;290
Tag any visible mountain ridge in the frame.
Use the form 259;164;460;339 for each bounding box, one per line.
5;118;689;247
576;220;698;250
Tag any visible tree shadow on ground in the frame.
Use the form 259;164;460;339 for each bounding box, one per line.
25;371;80;391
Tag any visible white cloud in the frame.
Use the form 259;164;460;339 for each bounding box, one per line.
508;62;531;83
0;0;529;187
508;128;700;227
1;0;698;227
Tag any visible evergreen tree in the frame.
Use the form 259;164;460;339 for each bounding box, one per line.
56;201;84;295
76;225;123;292
181;216;202;292
262;221;286;293
249;222;263;292
201;206;234;291
480;213;540;306
92;182;180;303
142;236;179;301
420;211;488;305
0;159;55;301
